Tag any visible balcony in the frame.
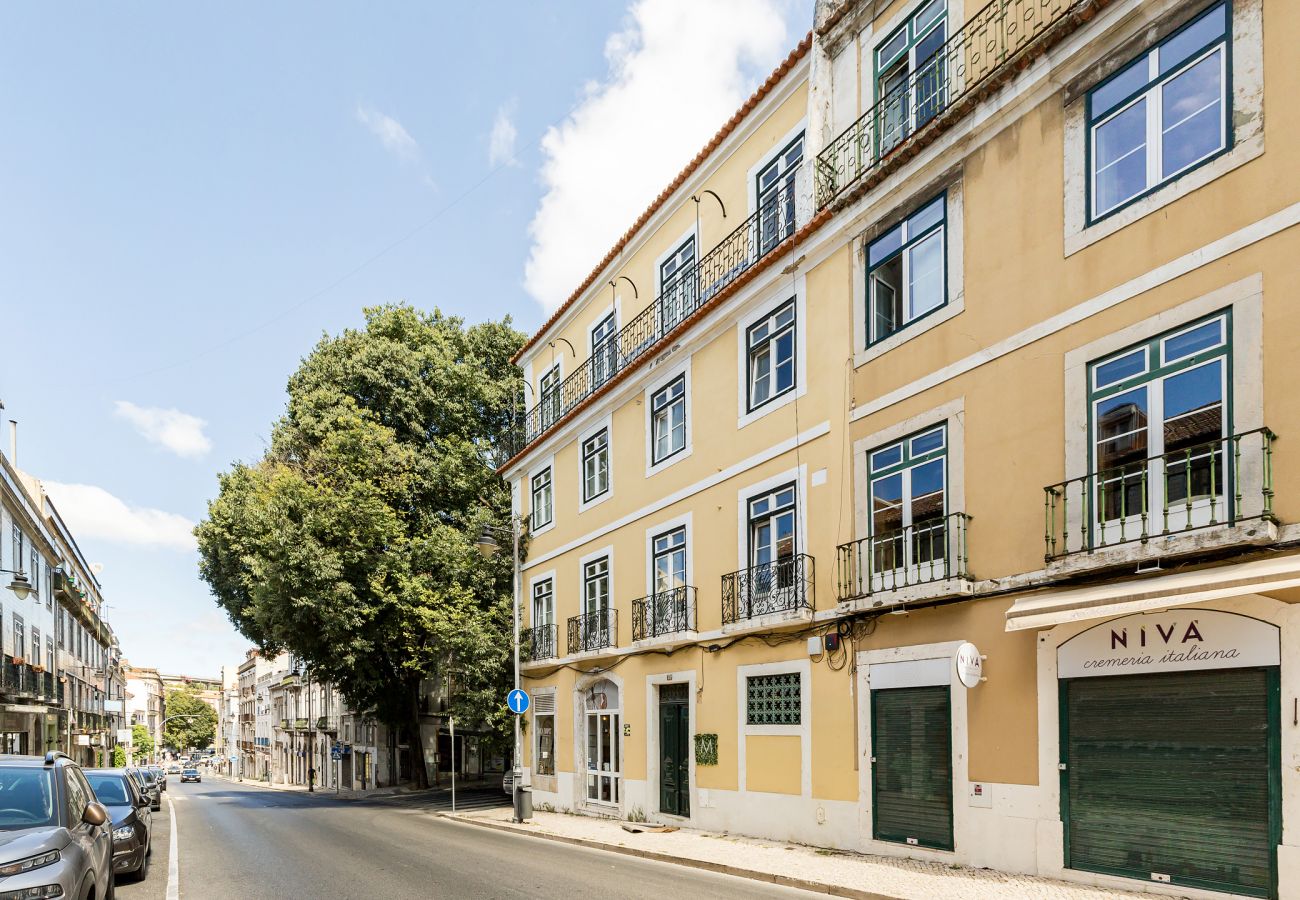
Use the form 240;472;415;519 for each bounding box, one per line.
293;718;310;730
632;587;697;641
816;0;1085;209
1044;428;1277;566
522;623;557;662
2;660;35;698
279;718;290;731
722;554;815;625
316;717;336;733
502;174;804;462
836;513;973;605
567;609;617;656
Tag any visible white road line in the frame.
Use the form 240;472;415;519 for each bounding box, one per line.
165;793;179;900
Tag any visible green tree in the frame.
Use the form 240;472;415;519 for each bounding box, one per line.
163;687;218;751
131;724;154;758
112;745;127;767
196;305;522;788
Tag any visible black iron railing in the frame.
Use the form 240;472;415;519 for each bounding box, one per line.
1044;428;1276;560
721;554;814;624
567;609;618;655
632;586;697;641
837;513;972;602
522;623;558;661
502;176;803;461
816;0;1080;208
1;660;34;697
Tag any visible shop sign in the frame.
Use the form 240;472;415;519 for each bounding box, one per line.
1058;609;1279;679
954;643;983;688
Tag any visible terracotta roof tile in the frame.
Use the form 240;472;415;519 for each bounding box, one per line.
512;31;814;364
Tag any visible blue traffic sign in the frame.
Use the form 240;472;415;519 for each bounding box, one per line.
507;689;530;715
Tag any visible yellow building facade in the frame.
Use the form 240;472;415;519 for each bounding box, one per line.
500;1;1300;897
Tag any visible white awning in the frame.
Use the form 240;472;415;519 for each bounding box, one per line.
1005;554;1300;632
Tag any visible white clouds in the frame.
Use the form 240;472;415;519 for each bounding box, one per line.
523;0;797;312
43;482;197;551
114;401;212;459
356;104;420;161
489;102;519;168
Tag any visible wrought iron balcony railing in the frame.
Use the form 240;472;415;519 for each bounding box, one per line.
632;586;697;641
1044;428;1276;560
567;609;618;655
2;660;34;698
722;554;814;624
836;513;972;602
522;623;558;662
293;717;310;730
502;175;804;462
816;0;1081;208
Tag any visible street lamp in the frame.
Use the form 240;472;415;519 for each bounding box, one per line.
0;570;34;601
475;517;524;822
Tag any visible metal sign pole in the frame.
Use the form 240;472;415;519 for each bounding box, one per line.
450;715;456;814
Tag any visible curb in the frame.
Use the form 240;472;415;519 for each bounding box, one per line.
439;814;903;900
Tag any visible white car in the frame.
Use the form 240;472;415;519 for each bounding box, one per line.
502;771;514;795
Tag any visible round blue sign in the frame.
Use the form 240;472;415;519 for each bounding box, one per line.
507;688;530;715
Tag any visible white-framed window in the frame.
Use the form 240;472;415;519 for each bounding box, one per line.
529;467;553;531
582;557;609;618
583;679;621;805
756;133;803;253
591;311;618;387
875;0;947;155
659;236;697;334
652;527;687;596
867;193;946;345
531;578;554;628
650;375;687;465
10;527;23;577
748;483;797;572
746;299;796;412
538;364;561;430
867;425;947;583
12;613;24;661
581;429;610;503
1088;2;1229;222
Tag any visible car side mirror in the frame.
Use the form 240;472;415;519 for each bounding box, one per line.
82;802;109;827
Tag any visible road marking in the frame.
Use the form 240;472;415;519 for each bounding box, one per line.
166;793;179;900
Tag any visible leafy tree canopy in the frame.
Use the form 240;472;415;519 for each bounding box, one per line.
131;724;154;758
195;305;523;786
163;687;218;751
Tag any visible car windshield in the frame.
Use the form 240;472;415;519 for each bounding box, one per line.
0;768;58;830
137;770;156;785
85;774;131;806
183;770;197;775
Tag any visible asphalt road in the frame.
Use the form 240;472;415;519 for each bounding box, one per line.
117;777;818;899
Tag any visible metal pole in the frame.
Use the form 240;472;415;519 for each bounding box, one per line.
512;516;523;823
450;715;456;814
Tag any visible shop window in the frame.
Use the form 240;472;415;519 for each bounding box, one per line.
583;680;621;804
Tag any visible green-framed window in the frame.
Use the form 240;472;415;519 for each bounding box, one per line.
530;466;553;530
1087;311;1230;533
868;424;947;575
581;428;610;502
867;193;946;345
874;0;947;154
1087;2;1231;222
746;299;796;412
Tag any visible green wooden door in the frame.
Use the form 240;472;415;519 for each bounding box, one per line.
659;684;689;817
871;685;953;850
1063;667;1279;898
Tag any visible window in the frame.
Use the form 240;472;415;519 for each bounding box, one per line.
31;628;39;665
43;565;51;611
1088;312;1229;534
45;638;53;674
531;578;554;628
876;0;947;154
659;237;697;333
584;679;620;804
583;557;610;618
10;527;22;577
534;692;556;777
13;614;24;661
65;767;90;825
530;467;553;531
868;425;947;579
650;375;687;465
868;194;946;345
756;133;804;252
1088;3;1229;220
591;312;618;387
57;609;64;650
747;672;801;726
748;483;797;572
747;300;796;411
652;528;687;596
539;365;561;430
28;551;38;597
581;430;610;503
649;527;688;636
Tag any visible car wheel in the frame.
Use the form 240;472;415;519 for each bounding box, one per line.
133;845;150;882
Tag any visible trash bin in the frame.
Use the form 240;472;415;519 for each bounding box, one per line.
514;785;533;821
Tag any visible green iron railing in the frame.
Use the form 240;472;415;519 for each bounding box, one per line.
1044;427;1276;560
836;513;972;602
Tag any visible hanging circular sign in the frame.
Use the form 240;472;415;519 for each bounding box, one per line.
955;642;983;688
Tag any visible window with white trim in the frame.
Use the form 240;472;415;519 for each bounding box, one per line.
581;429;610;503
539;365;561;429
868;425;947;577
867;194;946;345
12;614;24;661
756;133;803;253
1088;2;1229;221
531;578;554;628
875;0;947;155
530;467;553;531
659;237;696;333
650;375;687;465
746;299;796;412
591;312;618;387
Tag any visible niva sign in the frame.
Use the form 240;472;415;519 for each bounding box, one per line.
1057;609;1279;679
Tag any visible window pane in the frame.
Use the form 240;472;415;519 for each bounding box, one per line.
1161;50;1223;178
910;428;945;456
907;229;944;320
871;445;902;472
872;473;904;534
910;459;945;523
913;0;945;33
877;25;908;68
871;259;903;341
1096;387;1149;471
1159;4;1227;76
1094;348;1147;388
1163;360;1222;422
907;197;944;237
750;344;771;405
774;331;795;393
868;224;904;268
1163;319;1223;362
1093;99;1148;214
1091;57;1149;119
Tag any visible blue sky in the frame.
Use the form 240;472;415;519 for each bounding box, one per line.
0;0;811;676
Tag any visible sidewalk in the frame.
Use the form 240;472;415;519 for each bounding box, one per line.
444;807;1160;900
210;772;409;800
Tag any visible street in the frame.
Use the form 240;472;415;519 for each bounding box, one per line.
117;778;818;899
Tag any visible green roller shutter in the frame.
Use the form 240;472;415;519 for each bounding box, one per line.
1063;667;1279;898
871;685;953;850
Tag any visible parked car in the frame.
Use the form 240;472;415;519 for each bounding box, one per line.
128;767;162;812
0;752;113;900
165;763;181;775
180;768;201;784
502;770;514;796
85;768;153;882
146;765;166;792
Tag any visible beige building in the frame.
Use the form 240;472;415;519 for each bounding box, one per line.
502;1;1300;898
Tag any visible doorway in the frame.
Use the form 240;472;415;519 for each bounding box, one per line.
658;683;689;817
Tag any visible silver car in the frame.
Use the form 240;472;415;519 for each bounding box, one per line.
0;752;113;900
